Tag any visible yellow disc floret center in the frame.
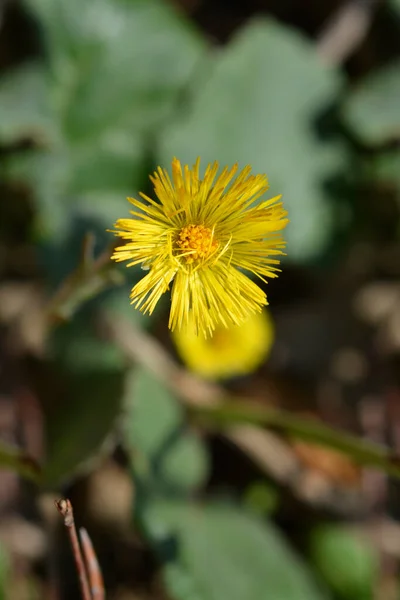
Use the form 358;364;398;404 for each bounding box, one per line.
177;224;218;264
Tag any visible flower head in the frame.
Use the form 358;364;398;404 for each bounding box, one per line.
172;309;275;380
111;158;288;336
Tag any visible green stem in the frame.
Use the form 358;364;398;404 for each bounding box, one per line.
191;401;400;478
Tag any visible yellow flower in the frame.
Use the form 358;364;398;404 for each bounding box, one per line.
172;309;275;380
111;158;288;336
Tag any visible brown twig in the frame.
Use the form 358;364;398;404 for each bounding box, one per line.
316;0;380;66
98;311;365;515
98;311;222;407
55;499;92;600
80;528;105;600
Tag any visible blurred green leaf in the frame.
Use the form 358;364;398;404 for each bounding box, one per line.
159;17;347;261
42;318;126;485
0;62;56;143
164;560;204;600
342;59;400;145
142;500;328;600
24;0;205;140
127;368;182;459
105;284;154;330
5;141;146;239
0;440;41;483
3;151;72;238
51;317;125;372
2;0;205;242
309;525;378;599
160;433;209;492
243;481;279;516
68;141;144;194
126;368;209;493
42;369;124;486
371;150;400;190
390;0;400;13
0;543;8;600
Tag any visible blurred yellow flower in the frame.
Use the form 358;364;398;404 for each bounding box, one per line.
111;158;288;336
172;310;275;380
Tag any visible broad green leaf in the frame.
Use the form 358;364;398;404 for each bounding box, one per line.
164;561;204;600
105;284;154;330
371;150;400;190
127;368;182;459
0;543;8;600
309;525;378;599
342;59;400;145
73;189;143;231
160;433;209;492
24;0;206;140
159;18;347;261
3;151;71;239
142;500;328;600
368;151;400;225
5;137;146;239
0;440;41;483
42;318;126;485
126;369;209;492
391;0;400;11
0;62;56;143
41;367;125;486
69;147;143;194
5;0;204;244
243;481;279;516
50;318;125;372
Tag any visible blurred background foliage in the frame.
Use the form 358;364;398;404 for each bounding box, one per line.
1;0;400;598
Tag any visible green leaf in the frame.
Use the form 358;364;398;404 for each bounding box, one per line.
50;317;125;372
127;368;182;459
309;525;378;599
368;150;400;222
68;138;145;194
390;0;400;13
5;150;146;256
371;150;400;191
0;543;8;600
42;318;126;486
342;59;400;145
0;62;56;143
164;560;204;600
25;0;205;140
243;481;279;516
6;0;204;244
159;17;346;261
160;433;209;493
0;440;41;483
142;500;328;600
5;138;146;239
42;368;124;486
126;368;209;493
105;285;154;330
4;151;72;239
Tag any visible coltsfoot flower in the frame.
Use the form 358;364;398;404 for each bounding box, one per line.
172;309;275;380
110;158;288;336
